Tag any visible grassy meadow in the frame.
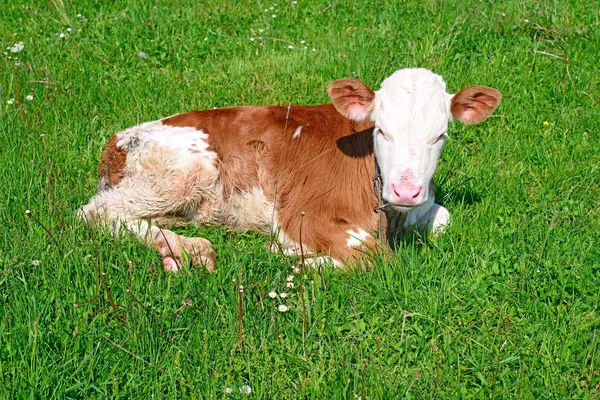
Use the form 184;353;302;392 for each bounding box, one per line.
1;0;599;398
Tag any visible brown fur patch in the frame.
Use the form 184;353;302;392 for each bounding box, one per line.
164;104;380;263
98;134;126;189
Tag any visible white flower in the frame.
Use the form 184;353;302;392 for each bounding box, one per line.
286;282;294;289
76;13;82;18
9;42;24;53
25;95;33;101
286;275;294;282
292;266;300;274
249;37;255;41
32;260;40;266
272;14;276;18
7;98;15;104
67;27;72;32
240;385;252;395
300;40;305;44
279;292;288;299
278;304;289;312
288;45;294;49
58;33;66;39
268;291;277;299
224;387;233;394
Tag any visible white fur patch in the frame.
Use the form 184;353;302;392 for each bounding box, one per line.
213;186;275;232
116;121;219;174
292;125;303;139
89;120;223;225
403;201;450;233
346;229;370;248
302;256;339;267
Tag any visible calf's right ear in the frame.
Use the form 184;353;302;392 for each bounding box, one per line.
450;86;501;125
327;78;375;121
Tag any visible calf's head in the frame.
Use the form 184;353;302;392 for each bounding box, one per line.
328;68;501;212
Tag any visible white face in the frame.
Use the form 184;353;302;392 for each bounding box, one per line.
372;69;452;212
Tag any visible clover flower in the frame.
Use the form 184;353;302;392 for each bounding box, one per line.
8;42;24;53
240;385;252;395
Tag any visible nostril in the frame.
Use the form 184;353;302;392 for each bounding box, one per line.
391;184;423;205
412;186;422;199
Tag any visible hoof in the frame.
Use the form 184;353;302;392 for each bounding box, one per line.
162;256;180;272
182;237;216;273
191;250;216;273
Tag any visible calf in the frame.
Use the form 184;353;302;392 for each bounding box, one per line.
80;68;501;271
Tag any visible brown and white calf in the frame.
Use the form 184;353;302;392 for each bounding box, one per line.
80;68;501;271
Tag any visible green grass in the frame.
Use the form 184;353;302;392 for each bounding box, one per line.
1;0;599;398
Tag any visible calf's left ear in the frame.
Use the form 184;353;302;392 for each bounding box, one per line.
450;86;501;125
327;78;376;121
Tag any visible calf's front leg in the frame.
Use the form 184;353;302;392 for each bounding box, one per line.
403;200;450;233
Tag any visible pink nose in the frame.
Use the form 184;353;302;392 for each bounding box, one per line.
390;183;423;206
